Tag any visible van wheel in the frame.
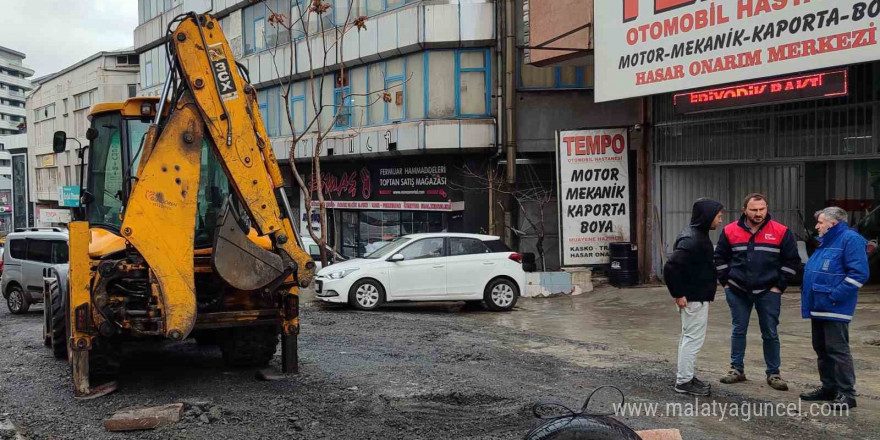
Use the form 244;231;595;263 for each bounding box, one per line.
49;282;68;359
483;278;519;312
6;285;29;314
348;279;385;311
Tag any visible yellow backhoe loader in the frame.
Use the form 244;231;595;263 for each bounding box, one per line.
46;12;315;398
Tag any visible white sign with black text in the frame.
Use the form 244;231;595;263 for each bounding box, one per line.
557;128;630;266
594;0;880;102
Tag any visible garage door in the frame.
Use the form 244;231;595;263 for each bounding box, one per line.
660;164;804;257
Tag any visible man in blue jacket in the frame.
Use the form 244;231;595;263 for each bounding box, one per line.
800;207;868;410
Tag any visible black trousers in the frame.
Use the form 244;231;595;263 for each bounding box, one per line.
811;319;856;398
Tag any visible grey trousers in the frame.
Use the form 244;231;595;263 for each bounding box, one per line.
811;319;856;398
677;301;709;385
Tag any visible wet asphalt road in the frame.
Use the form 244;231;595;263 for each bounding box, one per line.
0;295;876;440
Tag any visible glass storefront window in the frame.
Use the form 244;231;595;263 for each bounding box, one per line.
340;210;449;258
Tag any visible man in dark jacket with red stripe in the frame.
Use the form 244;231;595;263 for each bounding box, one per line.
714;193;801;391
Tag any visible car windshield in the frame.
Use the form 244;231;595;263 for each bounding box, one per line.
364;237;411;259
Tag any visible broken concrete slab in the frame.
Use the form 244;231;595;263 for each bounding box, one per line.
635;429;683;440
0;414;27;440
104;403;184;432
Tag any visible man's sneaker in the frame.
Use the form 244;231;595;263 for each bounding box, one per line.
800;387;836;401
767;375;789;391
674;379;710;396
692;377;711;390
828;393;857;410
720;369;746;384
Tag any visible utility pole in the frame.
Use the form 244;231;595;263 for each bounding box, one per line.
502;0;517;246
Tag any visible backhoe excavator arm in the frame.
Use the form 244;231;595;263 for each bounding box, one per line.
119;13;314;347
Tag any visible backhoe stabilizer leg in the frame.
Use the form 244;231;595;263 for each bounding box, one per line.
281;333;298;374
281;291;299;374
70;350;117;400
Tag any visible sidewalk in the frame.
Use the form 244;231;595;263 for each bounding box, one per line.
479;285;880;408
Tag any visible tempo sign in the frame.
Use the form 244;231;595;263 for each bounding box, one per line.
595;0;880;102
556;128;631;267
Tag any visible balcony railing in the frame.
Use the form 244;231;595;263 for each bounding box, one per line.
0;74;32;90
0;103;26;117
0;57;35;77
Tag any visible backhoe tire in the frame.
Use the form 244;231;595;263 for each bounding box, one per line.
49;282;67;359
220;326;278;368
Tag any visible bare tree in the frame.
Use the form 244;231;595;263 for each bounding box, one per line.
452;163;555;271
256;0;409;265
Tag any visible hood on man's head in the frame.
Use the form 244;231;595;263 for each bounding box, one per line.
690;198;724;231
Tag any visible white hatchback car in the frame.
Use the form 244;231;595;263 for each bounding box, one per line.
314;233;525;311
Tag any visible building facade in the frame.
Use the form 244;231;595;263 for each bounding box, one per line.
135;0;497;259
26;50;140;226
0;134;24;233
561;1;880;282
515;0;643;271
0;46;33;136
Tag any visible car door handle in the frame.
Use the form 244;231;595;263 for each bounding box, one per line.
482;262;495;265
432;265;445;268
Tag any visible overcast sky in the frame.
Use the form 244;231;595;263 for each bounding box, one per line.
0;0;137;79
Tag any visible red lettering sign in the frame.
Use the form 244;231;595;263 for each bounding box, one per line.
674;69;848;114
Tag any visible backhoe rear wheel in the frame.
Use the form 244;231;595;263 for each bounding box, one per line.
49;281;67;359
220;326;278;367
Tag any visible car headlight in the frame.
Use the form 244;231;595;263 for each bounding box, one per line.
325;268;359;280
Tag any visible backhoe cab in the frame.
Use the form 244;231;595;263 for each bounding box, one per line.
48;12;314;399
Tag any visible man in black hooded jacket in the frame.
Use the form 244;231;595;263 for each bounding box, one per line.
664;198;724;396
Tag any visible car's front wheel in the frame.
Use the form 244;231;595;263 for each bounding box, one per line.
348;279;385;311
6;285;29;314
483;278;519;312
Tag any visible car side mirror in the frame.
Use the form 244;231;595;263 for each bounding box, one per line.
53;131;67;153
388;254;405;262
85;127;99;141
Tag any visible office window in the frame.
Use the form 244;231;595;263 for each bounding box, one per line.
144;60;153;88
519;52;592;89
243;0;290;55
334;70;351;129
266;87;281;137
427;51;455;118
292;1;307;40
258;89;269;130
74;90;95;110
385;59;405;122
406;53;424;119
128;84;138;98
289;82;307;134
34;104;56;122
457;50;489;117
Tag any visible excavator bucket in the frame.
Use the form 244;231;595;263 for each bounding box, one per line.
212;201;286;291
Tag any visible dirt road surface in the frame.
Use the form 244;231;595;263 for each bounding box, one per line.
0;288;876;439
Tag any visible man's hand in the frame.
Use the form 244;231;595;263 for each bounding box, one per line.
770;287;782;293
675;297;688;309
